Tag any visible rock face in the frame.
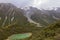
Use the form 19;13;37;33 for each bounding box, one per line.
0;3;28;27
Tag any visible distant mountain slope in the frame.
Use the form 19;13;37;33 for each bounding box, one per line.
24;7;60;27
0;3;28;27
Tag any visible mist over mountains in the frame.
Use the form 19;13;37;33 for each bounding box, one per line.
0;0;60;9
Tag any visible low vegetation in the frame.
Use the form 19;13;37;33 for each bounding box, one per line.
0;20;60;40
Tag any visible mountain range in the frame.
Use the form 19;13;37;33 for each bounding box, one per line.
0;3;60;40
0;3;60;27
24;7;60;27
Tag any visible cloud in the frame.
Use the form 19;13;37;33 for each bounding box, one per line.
0;0;60;9
32;0;49;8
40;0;60;9
0;0;33;7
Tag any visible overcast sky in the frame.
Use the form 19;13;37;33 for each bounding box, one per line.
0;0;60;9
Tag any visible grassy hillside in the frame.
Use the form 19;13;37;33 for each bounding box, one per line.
0;20;60;40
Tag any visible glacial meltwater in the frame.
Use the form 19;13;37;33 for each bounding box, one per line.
6;33;32;40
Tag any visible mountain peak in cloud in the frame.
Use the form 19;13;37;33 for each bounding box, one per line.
0;0;60;9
